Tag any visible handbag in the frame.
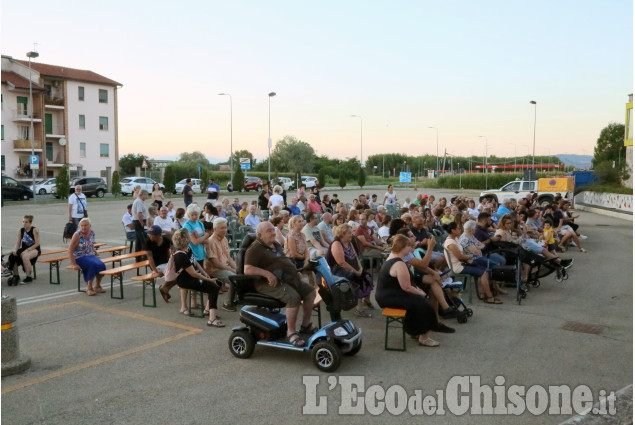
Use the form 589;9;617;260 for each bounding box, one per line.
163;250;185;282
63;221;77;243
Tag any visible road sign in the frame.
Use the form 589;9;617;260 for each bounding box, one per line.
240;157;251;170
399;172;411;183
30;155;39;169
197;166;201;172
142;159;148;168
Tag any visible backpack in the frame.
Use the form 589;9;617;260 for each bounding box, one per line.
63;222;77;243
163;249;185;282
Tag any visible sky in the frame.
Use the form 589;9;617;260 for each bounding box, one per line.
2;0;632;163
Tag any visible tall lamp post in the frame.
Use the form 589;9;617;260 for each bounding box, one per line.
27;50;39;203
478;136;488;190
351;115;363;167
428;126;438;177
268;92;276;183
530;100;537;176
507;142;517;172
218;93;233;184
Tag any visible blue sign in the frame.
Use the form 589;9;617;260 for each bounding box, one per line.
197;166;201;172
399;172;411;183
30;155;39;165
240;163;251;170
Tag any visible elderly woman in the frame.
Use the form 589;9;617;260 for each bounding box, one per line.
7;214;41;285
204;217;236;294
151;183;164;209
172;228;223;327
460;220;506;268
326;224;374;318
376;205;386;224
375;235;440;347
443;222;501;304
181;204;212;314
271;216;287;246
69;218;106;296
220;198;235;217
285;215;309;269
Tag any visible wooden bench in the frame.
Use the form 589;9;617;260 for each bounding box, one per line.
131;272;162;307
100;260;150;299
382;308;407;351
37;243;107;285
66;250;147;292
95;245;130;257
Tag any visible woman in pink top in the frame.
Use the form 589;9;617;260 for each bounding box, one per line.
307;194;323;213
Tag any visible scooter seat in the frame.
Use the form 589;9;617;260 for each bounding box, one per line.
242;293;286;309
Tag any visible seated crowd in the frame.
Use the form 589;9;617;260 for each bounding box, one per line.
121;182;586;348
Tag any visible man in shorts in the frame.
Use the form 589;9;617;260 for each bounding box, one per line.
244;222;317;347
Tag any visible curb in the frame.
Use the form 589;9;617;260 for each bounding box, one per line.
559;384;632;425
575;204;633;221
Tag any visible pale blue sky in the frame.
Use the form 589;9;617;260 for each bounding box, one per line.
2;0;632;162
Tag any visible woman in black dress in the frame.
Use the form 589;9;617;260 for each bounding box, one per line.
375;234;439;347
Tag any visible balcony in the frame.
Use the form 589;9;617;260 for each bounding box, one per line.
44;96;65;109
12;109;42;123
13;139;42;152
46;125;66;138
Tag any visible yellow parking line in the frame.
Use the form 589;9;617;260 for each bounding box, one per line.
20;301;80;315
1;330;200;395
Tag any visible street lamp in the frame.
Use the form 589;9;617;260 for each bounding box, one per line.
351;115;363;167
530;100;537;176
507;142;516;171
218;93;233;184
27;50;39;203
268;92;276;182
478;136;488;190
428;127;438;177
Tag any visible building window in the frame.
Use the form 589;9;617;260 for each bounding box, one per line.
100;143;109;158
1;125;3;140
80;143;86;158
17;96;28;115
78;86;84;101
79;115;85;129
99;89;108;104
18;126;29;140
1;155;4;171
99;116;108;131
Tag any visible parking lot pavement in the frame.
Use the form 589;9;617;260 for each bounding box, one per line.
0;191;632;424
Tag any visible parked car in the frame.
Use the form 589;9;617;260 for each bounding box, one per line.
70;177;108;198
226;176;263;192
277;177;295;191
2;176;34;201
30;178;57;195
174;178;204;194
120;177;165;196
301;176;318;189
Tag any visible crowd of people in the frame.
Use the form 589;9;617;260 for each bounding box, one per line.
4;179;586;349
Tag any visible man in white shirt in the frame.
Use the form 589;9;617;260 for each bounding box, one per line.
122;204;135;240
317;212;334;245
153;206;176;236
245;205;261;231
131;190;148;253
68;185;87;227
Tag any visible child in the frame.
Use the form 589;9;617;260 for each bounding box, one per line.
543;219;557;251
238;202;249;225
441;207;454;224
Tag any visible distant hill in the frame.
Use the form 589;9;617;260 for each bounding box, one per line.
557;154;593;169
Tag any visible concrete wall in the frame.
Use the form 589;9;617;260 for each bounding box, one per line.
575;191;633;212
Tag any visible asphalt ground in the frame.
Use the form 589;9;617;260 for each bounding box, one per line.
0;188;632;424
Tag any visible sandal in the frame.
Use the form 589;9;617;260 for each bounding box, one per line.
484;297;503;304
364;300;376;310
94;287;106;294
207;319;225;328
300;322;318;334
418;337;440;347
203;310;221;319
180;309;190;316
159;285;171;303
354;309;372;318
86;289;96;296
287;332;306;347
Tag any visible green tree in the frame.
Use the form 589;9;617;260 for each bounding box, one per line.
119;153;151;176
594;160;628;184
318;168;327;187
111;170;121;197
200;168;209;193
338;169;347;189
232;163;245;192
358;167;366;188
270;135;315;174
178;151;209;165
593;123;627;169
163;165;176;194
231;150;255;168
56;165;70;199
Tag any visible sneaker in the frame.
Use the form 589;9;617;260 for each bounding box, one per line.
354;309;372;318
10;275;20;286
222;302;237;312
561;258;574;269
433;322;456;333
440;306;460;318
441;277;454;287
579;248;587;253
1;270;12;277
569;242;577;247
579;234;588;240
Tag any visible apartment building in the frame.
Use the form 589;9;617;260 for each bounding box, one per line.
1;55;122;183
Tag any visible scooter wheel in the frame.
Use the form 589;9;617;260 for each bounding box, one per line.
466;308;473;317
312;341;342;372
343;340;362;356
229;330;256;359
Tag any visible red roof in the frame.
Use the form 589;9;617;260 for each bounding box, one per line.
16;60;122;87
1;71;44;91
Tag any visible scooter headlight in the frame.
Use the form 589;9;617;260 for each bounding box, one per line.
333;327;348;337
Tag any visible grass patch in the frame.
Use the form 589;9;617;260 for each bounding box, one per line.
575;182;633;195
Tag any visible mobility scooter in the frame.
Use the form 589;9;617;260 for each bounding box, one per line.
228;234;361;372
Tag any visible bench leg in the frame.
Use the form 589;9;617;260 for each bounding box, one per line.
143;279;156;308
49;261;61;285
110;273;124;299
187;291;205;318
385;316;406;351
77;270;85;293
